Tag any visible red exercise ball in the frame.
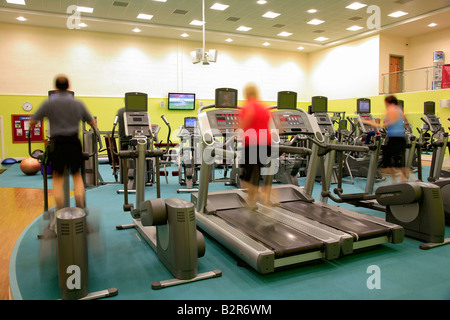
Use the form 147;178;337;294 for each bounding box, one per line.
20;157;41;175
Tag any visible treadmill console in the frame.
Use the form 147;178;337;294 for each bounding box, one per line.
314;113;335;136
124;112;152;138
272;109;324;142
198;108;241;137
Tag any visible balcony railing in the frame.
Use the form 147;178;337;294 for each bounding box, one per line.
381;65;443;94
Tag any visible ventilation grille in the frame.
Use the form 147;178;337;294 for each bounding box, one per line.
349;16;363;21
173;9;188;15
113;1;129;7
314;30;325;33
189;211;195;222
432;189;440;199
60;223;70;236
75;221;85;235
177;212;186;223
226;17;240;22
395;0;413;4
272;24;285;28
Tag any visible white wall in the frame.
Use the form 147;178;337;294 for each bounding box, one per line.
308;35;380;100
379;33;409;93
408;27;450;69
0;23;309;102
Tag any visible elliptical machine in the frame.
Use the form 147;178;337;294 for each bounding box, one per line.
28;123;118;300
115;104;221;289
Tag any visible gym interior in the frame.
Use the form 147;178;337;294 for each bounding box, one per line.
0;0;450;301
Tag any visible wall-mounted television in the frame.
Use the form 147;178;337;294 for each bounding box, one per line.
277;91;297;110
125;92;148;112
215;88;238;108
168;93;196;111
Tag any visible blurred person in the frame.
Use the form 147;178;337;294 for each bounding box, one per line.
238;83;274;208
362;95;409;182
30;75;97;210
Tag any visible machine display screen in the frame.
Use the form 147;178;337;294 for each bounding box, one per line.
424;101;435;115
216;88;238;108
185;117;197;128
168;93;196;110
357;99;371;114
278;91;297;110
48;90;74;99
125;92;148;112
311;96;328;113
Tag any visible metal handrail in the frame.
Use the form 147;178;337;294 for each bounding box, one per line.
381;65;435;76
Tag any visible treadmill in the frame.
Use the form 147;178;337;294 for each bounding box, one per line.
191;88;353;274
265;107;404;251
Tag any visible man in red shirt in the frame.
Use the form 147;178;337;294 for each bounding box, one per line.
239;83;273;208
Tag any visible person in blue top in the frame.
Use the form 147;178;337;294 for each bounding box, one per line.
362;95;408;182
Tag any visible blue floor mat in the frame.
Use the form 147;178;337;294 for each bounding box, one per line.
9;164;450;300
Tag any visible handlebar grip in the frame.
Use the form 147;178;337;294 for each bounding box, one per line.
161;115;169;126
113;115;119;126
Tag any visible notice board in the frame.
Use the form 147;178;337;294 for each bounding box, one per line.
11;115;45;143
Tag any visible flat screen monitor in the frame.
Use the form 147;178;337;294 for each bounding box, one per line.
125;92;148;112
184;117;197;128
48;90;74;99
168;93;196;111
424;101;435;115
215;88;238;108
397;99;404;111
357;98;371;114
311;96;328;113
277;91;297;110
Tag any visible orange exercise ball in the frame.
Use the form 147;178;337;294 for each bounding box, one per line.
20;157;41;176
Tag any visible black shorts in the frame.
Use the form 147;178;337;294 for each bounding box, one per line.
48;136;83;175
381;137;406;168
240;145;272;185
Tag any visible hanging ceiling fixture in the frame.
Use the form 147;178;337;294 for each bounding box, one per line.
191;0;218;65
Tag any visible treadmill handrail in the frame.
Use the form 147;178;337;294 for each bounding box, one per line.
198;104;241;114
306;136;371;153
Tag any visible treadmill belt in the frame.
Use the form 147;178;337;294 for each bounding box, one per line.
280;201;390;240
216;208;324;258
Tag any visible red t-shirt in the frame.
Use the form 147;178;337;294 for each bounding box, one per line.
239;98;272;147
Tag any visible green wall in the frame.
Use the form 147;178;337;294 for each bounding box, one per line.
0;91;448;159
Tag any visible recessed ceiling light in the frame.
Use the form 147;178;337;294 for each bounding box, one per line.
180;33;189;37
428;23;438;27
307;9;317;13
210;3;229;11
237;26;252;32
6;0;25;4
257;0;267;4
79;22;88;28
225;38;233;42
278;31;293;37
347;25;363;31
16;16;27;21
263;42;271;46
137;13;153;20
346;2;367;10
315;36;329;42
262;11;280;19
297;46;304;50
307;19;325;25
132;28;141;33
190;20;205;26
388;11;408;18
76;6;94;13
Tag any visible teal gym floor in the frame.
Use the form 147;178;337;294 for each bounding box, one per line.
7;163;450;300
